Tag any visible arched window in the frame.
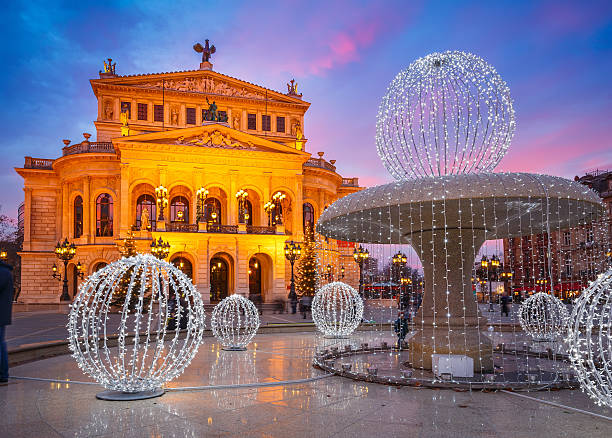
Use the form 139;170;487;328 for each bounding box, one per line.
204;198;221;224
93;262;107;272
96;193;113;237
136;194;156;230
303;202;315;232
74;196;83;238
170;196;189;223
244;199;253;225
171;256;193;279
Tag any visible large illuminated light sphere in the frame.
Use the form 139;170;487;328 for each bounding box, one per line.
376;51;515;180
312;282;364;338
67;254;206;399
211;294;260;350
518;292;569;341
567;269;612;408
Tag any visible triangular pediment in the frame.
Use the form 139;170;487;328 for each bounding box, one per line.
114;123;309;156
92;70;308;105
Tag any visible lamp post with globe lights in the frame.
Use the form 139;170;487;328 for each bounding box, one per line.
353;245;369;297
480;255;501;311
196;187;209;223
150;237;170;260
236;189;249;224
155;185;168;221
53;238;77;301
284;241;301;300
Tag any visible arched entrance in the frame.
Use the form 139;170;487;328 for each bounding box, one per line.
171;256;193;279
249;253;273;302
210;257;229;302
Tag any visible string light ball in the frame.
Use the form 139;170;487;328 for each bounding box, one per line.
211;294;260;350
67;254;206;399
376;51;515;180
567;269;612;408
518;292;569;341
312;281;364;338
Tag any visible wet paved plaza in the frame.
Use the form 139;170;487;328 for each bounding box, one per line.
1;331;611;437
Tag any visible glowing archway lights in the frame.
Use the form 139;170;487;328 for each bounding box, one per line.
376;51;515;180
567;269;612;407
67;254;206;400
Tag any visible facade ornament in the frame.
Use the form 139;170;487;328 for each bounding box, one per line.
170;106;179;125
120;111;129;136
140;207;150;231
287;79;298;95
174;131;254;150
202;98;228;122
233;115;240;130
99;58;117;77
140;77;263;100
193;39;216;63
104;100;114;120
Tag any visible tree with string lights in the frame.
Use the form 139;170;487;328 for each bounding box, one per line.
296;224;320;297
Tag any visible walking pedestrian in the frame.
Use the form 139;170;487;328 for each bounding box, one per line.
0;259;14;384
393;311;409;349
500;293;511;318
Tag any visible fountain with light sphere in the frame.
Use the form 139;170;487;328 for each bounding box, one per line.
316;51;606;372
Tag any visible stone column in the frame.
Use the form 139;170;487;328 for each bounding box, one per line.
83;177;91;243
23;187;32;251
408;228;493;372
62;183;69;238
228;171;237;225
119;163;130;235
241;109;247;130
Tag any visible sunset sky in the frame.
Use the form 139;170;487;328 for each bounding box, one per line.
0;0;610;218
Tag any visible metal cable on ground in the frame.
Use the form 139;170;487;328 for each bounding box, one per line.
500;390;612;422
9;373;335;391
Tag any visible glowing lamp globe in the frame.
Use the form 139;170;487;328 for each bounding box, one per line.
518;292;569;341
67;254;206;400
211;294;260;350
567;269;612;408
312;282;363;338
376;51;515;180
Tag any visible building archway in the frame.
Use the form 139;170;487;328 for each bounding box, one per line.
249;253;273;302
210;252;233;302
170;256;193;280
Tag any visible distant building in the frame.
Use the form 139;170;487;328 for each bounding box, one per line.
502;170;611;300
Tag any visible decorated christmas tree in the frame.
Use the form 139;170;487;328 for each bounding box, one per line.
110;229;149;311
296;224;320;296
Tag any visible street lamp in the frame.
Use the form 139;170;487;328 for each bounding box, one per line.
480;254;501;311
235;189;249;224
53;238;77;301
155;185;168;221
264;201;274;226
353;245;369;296
196;187;209;223
150;237;170;260
284;241;301;300
392;251;407;281
271;191;286;225
339;265;345;280
0;250;7;262
325;264;333;282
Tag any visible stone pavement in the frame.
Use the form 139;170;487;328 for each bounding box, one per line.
7;302;525;351
1;332;611;437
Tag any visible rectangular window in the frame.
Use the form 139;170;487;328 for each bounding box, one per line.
563;231;571;246
120;101;131;118
247;113;257;130
276;116;285;133
262;115;271;131
564;254;572;277
137;103;148;121
218;111;227;122
186;107;196;125
154;105;164;122
586;228;594;242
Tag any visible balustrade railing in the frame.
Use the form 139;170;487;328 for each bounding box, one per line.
246;225;276;234
341;177;359;187
304;158;336;172
166;222;198;232
208;224;239;234
62;142;115;156
24;157;54;170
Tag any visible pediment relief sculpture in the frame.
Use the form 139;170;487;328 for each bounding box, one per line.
174;131;256;150
138;77;264;99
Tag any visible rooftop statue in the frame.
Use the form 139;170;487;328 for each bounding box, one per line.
193;39;216;63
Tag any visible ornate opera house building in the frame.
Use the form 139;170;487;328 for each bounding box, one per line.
16;46;362;304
